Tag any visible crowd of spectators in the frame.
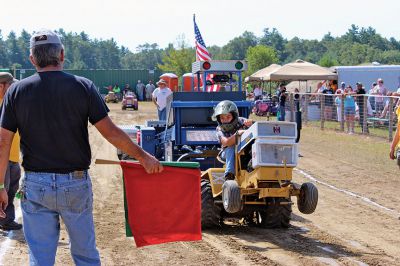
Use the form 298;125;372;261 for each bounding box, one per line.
247;77;400;134
106;80;156;102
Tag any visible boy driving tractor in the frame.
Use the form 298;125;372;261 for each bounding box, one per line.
212;100;253;181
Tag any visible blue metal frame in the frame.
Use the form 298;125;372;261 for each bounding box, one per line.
199;70;243;92
172;100;251;145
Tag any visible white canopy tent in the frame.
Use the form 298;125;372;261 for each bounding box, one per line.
269;59;337;81
245;64;282;82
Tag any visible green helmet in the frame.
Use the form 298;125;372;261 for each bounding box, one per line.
212;100;240;132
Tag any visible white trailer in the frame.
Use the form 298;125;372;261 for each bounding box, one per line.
335;65;400;91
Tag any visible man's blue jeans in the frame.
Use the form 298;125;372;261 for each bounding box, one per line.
278;105;286;121
21;171;100;266
221;146;235;175
158;108;167;121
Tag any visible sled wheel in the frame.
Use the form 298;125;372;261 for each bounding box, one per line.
297;182;318;214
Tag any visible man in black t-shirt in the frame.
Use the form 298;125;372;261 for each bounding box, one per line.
355;82;368;132
0;29;163;265
322;85;334;120
277;84;286;121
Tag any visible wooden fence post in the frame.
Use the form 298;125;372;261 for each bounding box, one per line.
363;95;368;134
304;94;309;124
388;97;394;141
340;94;345;132
321;94;325;129
290;93;294;122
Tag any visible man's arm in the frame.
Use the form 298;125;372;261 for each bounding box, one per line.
0;127;14;218
94;116;163;174
152;96;157;106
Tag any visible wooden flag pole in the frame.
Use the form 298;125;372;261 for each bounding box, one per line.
95;159;121;165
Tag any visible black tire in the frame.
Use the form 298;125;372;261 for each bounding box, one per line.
297;182;318;214
122;106;126;110
222;180;242;213
201;179;221;229
258;198;292;228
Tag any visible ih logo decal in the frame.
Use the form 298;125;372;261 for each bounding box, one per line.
273;125;281;134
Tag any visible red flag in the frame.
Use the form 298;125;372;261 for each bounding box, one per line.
121;161;202;247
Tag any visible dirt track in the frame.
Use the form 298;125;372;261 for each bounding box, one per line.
1;102;400;266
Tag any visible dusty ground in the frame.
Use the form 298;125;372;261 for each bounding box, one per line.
1;102;400;266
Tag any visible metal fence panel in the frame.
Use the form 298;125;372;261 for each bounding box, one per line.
14;69;164;93
286;93;399;141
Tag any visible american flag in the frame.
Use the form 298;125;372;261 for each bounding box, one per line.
194;15;211;61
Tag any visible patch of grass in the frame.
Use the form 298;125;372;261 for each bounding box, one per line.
299;126;393;170
299;120;394;140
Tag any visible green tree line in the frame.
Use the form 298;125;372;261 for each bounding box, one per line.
1;25;400;78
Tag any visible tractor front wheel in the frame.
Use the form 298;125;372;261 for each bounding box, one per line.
222;180;242;213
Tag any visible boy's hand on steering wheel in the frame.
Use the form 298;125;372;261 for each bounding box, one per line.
243;119;253;127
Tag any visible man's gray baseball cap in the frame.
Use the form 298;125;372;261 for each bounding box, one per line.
0;72;17;84
30;30;62;48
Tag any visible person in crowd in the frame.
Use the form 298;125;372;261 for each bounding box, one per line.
340;81;346;91
212;100;252;181
152;79;172;121
0;29;162;265
0;72;22;231
253;85;262;100
335;89;343;122
330;80;338;92
344;86;356;134
123;84;132;96
316;81;326;94
145;80;155;101
113;83;121;100
277;85;287;121
322;84;334;120
246;84;253;98
355;82;368;133
379;91;400;119
368;82;377;112
372;78;387;114
136;80;145;101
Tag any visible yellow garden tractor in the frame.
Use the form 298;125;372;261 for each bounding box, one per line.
201;121;318;228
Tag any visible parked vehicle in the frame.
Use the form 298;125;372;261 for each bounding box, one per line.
105;91;119;103
335;65;400;90
122;92;138;110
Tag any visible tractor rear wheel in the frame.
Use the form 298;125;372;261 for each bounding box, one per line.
201;179;221;229
297;182;318;214
222;180;242;213
258;198;292;228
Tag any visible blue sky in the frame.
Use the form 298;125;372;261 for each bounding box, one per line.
2;0;398;51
